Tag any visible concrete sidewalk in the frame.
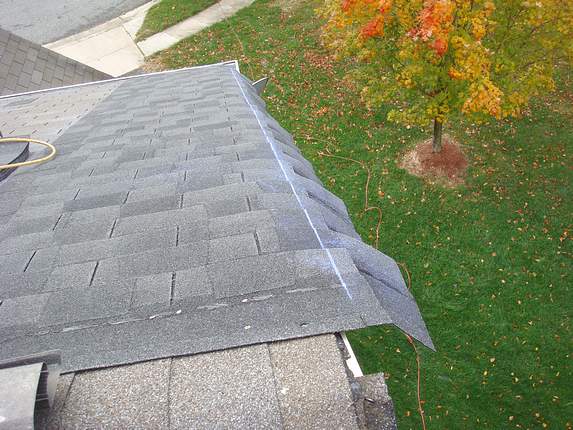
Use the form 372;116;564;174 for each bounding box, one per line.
44;0;254;77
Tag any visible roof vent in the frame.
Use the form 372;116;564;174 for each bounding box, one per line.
0;351;61;430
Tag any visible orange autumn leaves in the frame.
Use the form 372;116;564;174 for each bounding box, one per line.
344;0;394;39
407;0;455;57
340;0;457;56
318;0;573;127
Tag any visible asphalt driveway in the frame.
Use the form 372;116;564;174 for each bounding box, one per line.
0;0;150;44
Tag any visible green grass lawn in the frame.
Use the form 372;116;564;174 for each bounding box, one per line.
151;0;572;428
135;0;218;41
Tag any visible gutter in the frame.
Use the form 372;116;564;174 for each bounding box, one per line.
341;332;363;378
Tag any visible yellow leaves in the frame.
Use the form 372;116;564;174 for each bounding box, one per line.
448;67;463;80
450;35;465;50
463;79;503;118
503;92;528;117
394;1;419;28
471;17;486;40
396;69;416;88
483;1;495;15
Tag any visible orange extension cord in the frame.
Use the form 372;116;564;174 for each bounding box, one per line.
0;137;56;170
319;146;427;430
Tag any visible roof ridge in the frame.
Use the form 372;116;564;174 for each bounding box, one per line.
230;68;353;300
0;60;240;101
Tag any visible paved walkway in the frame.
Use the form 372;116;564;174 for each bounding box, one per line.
44;0;254;77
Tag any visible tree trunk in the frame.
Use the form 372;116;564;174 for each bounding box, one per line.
432;118;443;153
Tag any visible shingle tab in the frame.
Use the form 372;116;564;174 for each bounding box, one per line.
169;345;282;429
57;360;170;429
209;252;297;298
132;272;173;308
0;250;33;274
113;206;207;237
208;233;258;263
93;241;209;284
0;293;49;328
39;284;131;326
44;261;98;291
269;335;359;429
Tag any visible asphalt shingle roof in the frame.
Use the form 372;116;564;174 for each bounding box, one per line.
0;28;111;96
0;62;432;375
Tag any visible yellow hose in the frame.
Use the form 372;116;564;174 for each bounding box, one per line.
0;137;56;170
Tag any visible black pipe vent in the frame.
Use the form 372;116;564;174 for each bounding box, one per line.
0;138;30;182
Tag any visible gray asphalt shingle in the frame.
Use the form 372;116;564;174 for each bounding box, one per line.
56;360;171;429
269;335;359;429
0;62;432;375
169;345;282;429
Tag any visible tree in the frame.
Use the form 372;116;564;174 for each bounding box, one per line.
318;0;573;152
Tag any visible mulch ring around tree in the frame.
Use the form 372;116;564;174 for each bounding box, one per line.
399;136;468;187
